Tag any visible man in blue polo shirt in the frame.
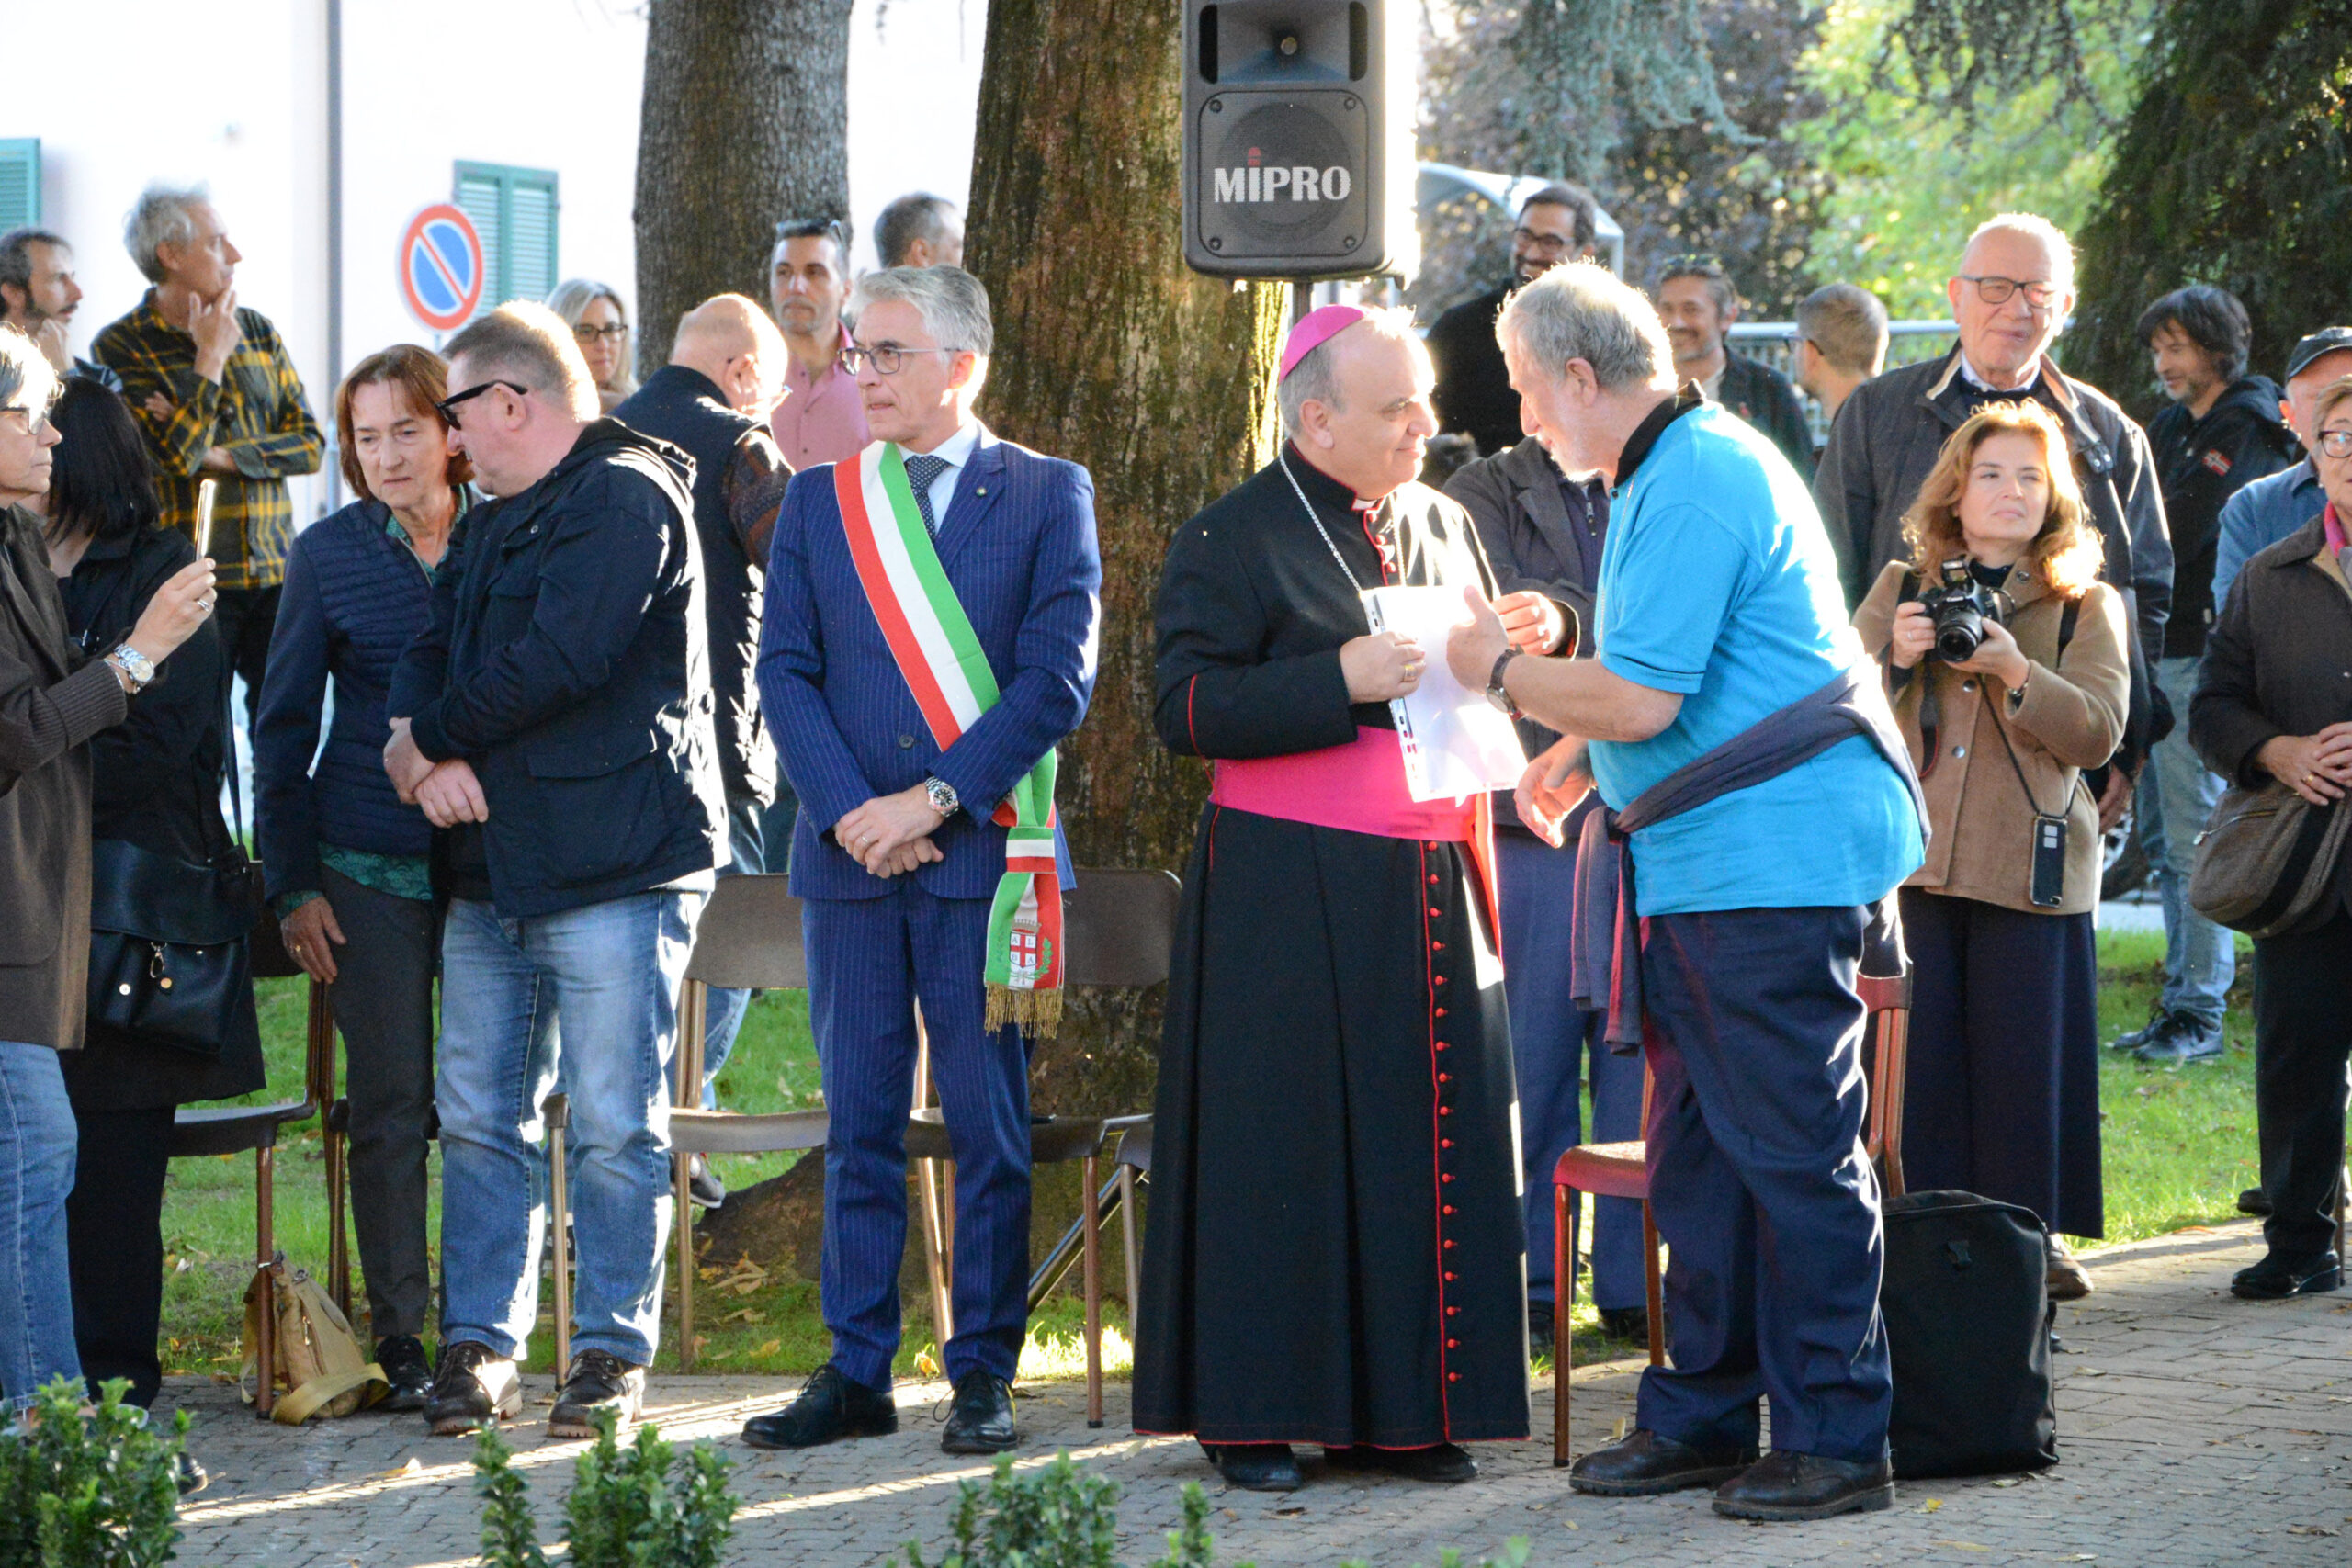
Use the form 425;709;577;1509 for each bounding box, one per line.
1448;261;1923;1523
2211;328;2351;613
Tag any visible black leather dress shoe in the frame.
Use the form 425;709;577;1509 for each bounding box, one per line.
1713;1450;1894;1521
423;1341;522;1437
741;1364;899;1449
942;1371;1019;1454
1205;1442;1302;1492
376;1335;433;1414
1326;1442;1477;1483
2236;1186;2271;1216
2231;1249;2341;1300
174;1450;209;1497
1568;1428;1758;1495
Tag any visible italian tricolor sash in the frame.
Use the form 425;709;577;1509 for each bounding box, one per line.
834;442;1064;1036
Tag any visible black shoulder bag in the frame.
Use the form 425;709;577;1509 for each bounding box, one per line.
85;626;262;1057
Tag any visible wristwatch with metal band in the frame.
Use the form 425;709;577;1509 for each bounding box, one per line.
923;775;960;817
105;644;155;694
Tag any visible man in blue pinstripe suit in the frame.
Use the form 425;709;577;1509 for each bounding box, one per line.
743;267;1101;1455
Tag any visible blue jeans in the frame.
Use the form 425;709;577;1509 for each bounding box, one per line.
692;793;765;1110
437;891;699;1367
2135;655;2235;1026
0;1043;81;1412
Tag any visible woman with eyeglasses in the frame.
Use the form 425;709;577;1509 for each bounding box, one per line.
0;327;213;1425
2190;372;2352;1303
252;345;474;1411
546;279;635;413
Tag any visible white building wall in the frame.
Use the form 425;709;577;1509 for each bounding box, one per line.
6;0;987;520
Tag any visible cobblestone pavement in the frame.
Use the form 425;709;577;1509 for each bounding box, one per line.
170;1220;2349;1566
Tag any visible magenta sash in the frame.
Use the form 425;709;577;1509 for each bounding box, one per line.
1210;727;1475;841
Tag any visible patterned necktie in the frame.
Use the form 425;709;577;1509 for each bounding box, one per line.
903;452;950;535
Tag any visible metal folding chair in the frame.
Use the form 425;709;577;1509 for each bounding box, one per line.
1550;969;1912;1466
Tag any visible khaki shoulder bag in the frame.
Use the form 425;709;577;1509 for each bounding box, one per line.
2188;783;2351;938
241;1252;389;1424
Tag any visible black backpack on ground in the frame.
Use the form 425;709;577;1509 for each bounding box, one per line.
1881;1190;2060;1478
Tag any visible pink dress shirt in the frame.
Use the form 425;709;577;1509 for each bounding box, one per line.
771;321;871;469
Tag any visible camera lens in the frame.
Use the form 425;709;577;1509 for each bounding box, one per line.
1935;609;1984;662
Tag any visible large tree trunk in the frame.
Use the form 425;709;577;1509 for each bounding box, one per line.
702;0;1286;1319
966;0;1285;1122
632;0;853;373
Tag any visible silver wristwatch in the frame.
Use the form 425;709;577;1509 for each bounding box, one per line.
922;775;960;817
105;644;156;694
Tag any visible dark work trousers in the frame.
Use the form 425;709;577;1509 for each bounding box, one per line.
66;1105;175;1406
804;884;1033;1391
1899;889;2104;1239
1497;829;1645;1310
319;864;440;1340
1636;904;1894;1464
211;582;282;737
2251;908;2352;1259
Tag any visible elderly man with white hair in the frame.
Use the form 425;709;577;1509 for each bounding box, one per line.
1444;262;1924;1521
1134;305;1526;1495
94;184;322;731
1815;213;2173;843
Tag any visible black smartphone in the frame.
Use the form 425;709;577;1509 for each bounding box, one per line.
2030;814;2068;908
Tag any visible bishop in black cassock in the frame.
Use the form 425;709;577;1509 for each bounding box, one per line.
1133;307;1530;1492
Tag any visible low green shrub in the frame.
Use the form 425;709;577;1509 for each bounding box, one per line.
905;1453;1532;1568
472;1410;737;1568
0;1376;187;1568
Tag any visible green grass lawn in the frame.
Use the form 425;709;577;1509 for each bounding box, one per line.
156;927;2253;1384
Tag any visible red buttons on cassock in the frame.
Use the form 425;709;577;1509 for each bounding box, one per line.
1442;1173;1453;1183
1429;874;1441;885
1430;907;1442;918
1438;1072;1451;1083
1435;976;1448;986
1446;1305;1459;1316
1448;1372;1461;1382
1439;1106;1452;1116
1447;1338;1459;1348
1444;1271;1457;1281
1435;1041;1449;1052
1443;1239;1455;1249
1443;1204;1455;1215
1431;941;1444;952
1435;1007;1447;1017
1441;1138;1453;1148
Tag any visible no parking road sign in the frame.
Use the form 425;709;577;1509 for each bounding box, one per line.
400;204;484;333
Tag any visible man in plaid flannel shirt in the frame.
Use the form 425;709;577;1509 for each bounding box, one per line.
95;186;322;726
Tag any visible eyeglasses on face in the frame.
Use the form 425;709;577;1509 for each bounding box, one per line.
433;379;532;430
574;323;630;344
0;405;51;436
2316;429;2352;459
837;344;966;378
1958;275;2062;310
1513;227;1574;255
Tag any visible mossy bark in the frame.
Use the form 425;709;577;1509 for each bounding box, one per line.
631;0;853;373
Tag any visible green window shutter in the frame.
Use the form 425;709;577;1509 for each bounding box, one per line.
452;162;560;322
507;175;559;304
0;141;40;231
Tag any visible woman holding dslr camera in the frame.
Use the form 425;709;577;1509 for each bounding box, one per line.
1855;400;2129;1300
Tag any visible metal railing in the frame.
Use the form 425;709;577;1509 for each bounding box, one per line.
1731;321;1956;447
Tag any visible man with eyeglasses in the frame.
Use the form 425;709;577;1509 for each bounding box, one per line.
383;302;724;1442
1815;212;2175;851
1427;183;1600;457
743;265;1099;1458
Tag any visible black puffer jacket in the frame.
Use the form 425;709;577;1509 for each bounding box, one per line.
2146;375;2295;659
